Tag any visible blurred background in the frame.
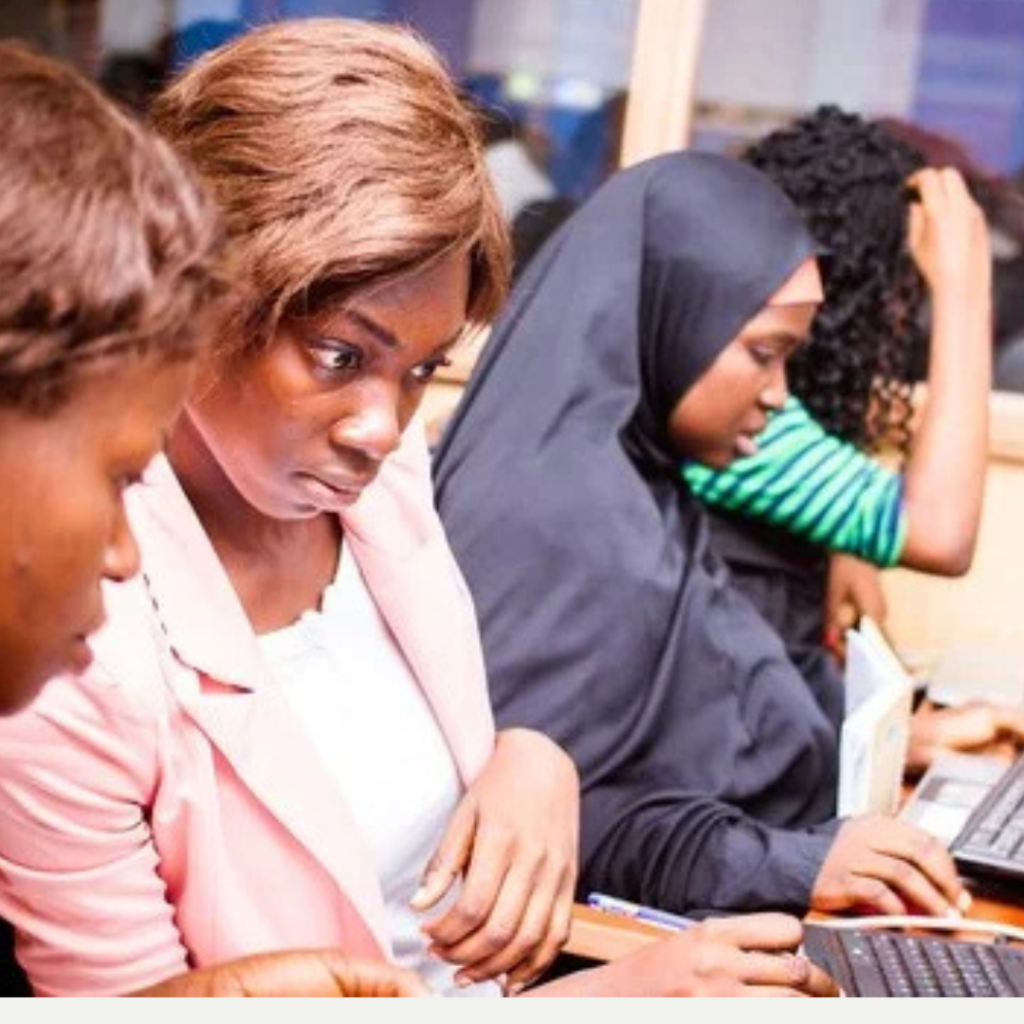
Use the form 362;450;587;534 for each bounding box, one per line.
5;0;1024;389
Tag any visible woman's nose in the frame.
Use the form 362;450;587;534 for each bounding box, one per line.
103;504;141;584
761;366;789;412
329;392;402;463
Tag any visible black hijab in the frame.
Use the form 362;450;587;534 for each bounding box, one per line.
433;152;841;915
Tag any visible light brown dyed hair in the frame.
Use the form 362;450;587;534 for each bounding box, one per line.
0;40;223;414
151;18;510;361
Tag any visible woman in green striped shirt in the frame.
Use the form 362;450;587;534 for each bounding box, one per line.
684;394;907;570
680;107;1024;766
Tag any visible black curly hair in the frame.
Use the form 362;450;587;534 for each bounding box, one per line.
743;105;927;451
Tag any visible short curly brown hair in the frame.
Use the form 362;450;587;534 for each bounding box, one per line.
152;18;510;362
0;40;223;414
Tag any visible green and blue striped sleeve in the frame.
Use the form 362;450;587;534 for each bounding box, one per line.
682;397;907;567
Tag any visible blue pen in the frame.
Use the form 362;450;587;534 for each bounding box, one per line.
587;892;694;932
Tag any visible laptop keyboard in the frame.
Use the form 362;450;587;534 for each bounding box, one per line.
803;925;1024;997
952;756;1024;881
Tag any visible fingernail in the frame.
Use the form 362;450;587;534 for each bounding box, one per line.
455;974;474;989
946;904;963;920
410;885;430;909
958;891;973;913
506;982;525;997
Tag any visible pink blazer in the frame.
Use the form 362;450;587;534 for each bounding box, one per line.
0;420;496;996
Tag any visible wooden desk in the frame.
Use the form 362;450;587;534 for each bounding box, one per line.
566;903;667;961
956;890;1024;930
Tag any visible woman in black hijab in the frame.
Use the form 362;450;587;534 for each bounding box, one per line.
433;151;966;918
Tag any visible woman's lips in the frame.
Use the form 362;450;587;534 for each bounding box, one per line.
299;473;366;509
735;433;760;458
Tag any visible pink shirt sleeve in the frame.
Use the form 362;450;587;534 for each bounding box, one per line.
0;665;188;996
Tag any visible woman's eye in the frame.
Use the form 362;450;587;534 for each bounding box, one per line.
309;340;362;374
410;355;453;383
749;346;778;368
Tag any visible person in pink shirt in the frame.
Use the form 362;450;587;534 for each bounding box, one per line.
0;38;430;997
0;20;837;998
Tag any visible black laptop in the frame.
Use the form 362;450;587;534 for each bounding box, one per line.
949;752;1024;892
803;923;1024;997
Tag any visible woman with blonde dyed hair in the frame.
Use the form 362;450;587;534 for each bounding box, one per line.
0;19;840;999
153;17;510;360
0;17;569;998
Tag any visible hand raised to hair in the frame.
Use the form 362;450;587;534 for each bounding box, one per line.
135;950;432;997
412;728;579;994
907;167;991;305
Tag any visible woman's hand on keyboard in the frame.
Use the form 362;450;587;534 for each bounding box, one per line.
811;815;969;918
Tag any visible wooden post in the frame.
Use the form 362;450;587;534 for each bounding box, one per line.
619;0;707;168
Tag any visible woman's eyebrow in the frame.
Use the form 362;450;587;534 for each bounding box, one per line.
341;310;465;355
344;309;399;350
746;330;808;347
